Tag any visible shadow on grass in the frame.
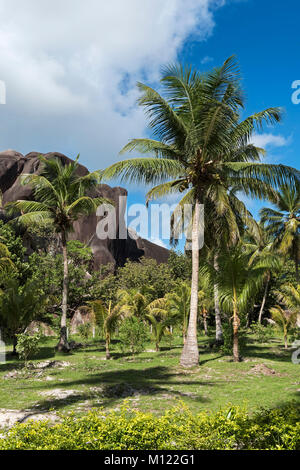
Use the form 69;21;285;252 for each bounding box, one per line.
245;344;293;363
28;365;217;411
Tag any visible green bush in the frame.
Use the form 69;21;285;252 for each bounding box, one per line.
251;323;274;344
0;403;299;450
78;322;92;341
15;333;40;367
118;317;149;356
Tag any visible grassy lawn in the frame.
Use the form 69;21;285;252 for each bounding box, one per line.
0;333;299;417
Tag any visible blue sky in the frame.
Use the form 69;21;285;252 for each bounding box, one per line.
0;0;299;249
126;0;300;246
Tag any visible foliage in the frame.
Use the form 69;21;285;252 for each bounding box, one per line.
1;403;299;450
220;321;248;357
15;333;40;366
116;258;175;301
28;241;97;315
78;322;92;341
0;279;45;349
146;297;176;351
118;317;149;356
250;323;274;344
260;184;300;280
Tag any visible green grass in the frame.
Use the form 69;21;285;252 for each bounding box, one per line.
0;332;299;417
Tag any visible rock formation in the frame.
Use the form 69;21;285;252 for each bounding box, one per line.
0;150;169;268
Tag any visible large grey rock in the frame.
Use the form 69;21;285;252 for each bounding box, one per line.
0;150;169;268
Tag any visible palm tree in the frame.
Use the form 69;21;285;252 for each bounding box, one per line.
270;305;297;349
102;57;299;367
86;300;121;359
260;184;300;282
273;283;300;329
198;271;213;336
216;244;268;361
146;298;175;351
5;155;108;352
244;224;281;323
117;289;149;319
167;281;191;343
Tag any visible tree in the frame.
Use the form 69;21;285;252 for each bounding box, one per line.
270;306;297;349
0;279;45;354
216;245;267;361
5;155;107;352
244;224;281;323
102;57;299;367
167;282;191;343
146;297;175;351
85;300;121;359
117;289;149;319
260;184;300;282
273;283;300;329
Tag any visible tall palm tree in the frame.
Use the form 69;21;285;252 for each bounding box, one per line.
85;300;121;359
260;184;300;282
102;57;299;367
5;155;107;352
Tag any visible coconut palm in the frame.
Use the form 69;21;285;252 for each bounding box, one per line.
5;155;108;352
260;184;300;282
117;289;149;319
102;57;299;367
86;300;121;359
244;223;281;323
270;305;297;349
146;298;175;351
273;283;300;329
216;244;270;361
167;282;191;343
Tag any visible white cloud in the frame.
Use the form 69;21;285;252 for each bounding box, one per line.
201;55;214;64
0;0;226;170
250;133;291;149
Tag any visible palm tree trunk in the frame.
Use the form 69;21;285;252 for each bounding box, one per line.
214;254;223;344
258;271;270;324
56;231;70;352
203;310;208;336
180;201;200;367
284;332;288;349
233;293;240;362
105;333;111;360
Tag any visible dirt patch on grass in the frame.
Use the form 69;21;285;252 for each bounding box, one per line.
248;363;278;376
0;409;58;429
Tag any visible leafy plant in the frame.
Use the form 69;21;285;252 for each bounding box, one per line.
118;317;149;356
15;333;40;367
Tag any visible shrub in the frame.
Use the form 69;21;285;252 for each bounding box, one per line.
118;317;149;356
78;322;92;341
251;323;274;344
15;333;40;367
0;403;299;450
